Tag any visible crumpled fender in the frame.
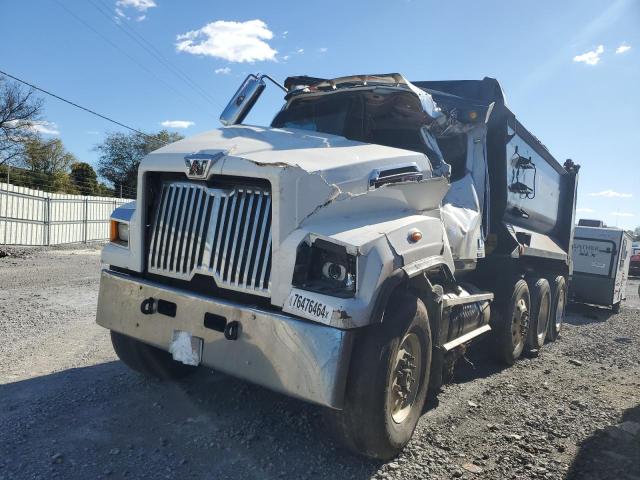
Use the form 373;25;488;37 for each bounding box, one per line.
281;179;455;327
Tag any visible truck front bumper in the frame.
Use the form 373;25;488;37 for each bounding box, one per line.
96;269;354;408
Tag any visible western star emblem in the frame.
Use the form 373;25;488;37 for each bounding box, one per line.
184;151;226;179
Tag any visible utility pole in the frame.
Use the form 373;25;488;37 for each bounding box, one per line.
120;183;123;199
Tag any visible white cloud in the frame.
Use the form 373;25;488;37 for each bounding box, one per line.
589;189;632;198
176;20;277;63
7;120;60;136
30;121;60;135
282;55;290;61
214;67;231;75
616;43;631;54
318;47;328;53
282;31;288;38
161;120;195;129
116;0;156;12
576;208;595;213
296;48;304;54
573;45;604;65
114;0;155;21
611;212;634;217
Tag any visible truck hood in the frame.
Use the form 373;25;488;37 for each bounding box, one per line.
149;125;429;193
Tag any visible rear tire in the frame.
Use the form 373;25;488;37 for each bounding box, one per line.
525;278;551;352
546;276;567;342
327;291;432;460
612;302;621;313
110;331;198;380
491;279;530;365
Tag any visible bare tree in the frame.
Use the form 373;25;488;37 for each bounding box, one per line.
0;76;44;166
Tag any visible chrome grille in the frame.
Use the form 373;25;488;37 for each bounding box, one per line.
147;182;272;296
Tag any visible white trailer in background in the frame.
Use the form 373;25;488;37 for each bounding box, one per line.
570;225;632;312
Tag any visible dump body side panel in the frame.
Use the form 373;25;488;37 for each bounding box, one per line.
414;78;576;265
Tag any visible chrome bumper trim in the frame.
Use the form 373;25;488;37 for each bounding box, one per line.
96;270;353;408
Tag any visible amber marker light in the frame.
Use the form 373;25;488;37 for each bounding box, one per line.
110;220;119;242
408;229;423;243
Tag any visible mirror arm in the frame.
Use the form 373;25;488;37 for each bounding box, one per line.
261;74;288;93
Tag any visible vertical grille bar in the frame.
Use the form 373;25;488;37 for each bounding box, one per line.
147;182;272;296
148;185;169;268
182;188;202;273
218;193;238;280
158;186;176;270
165;185;186;272
233;190;255;285
202;194;221;269
249;194;271;289
191;192;211;270
211;196;228;271
174;186;195;273
226;190;247;283
241;192;264;286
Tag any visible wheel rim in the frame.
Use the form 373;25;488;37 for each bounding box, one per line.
537;295;551;341
389;332;422;424
554;288;565;331
512;298;529;350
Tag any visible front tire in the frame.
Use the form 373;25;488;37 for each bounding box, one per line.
111;331;198;380
327;291;432;460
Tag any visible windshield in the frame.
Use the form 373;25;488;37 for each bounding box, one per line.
271;88;430;154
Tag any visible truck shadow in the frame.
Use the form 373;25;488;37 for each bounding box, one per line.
566;303;615;325
566;404;640;480
0;361;382;479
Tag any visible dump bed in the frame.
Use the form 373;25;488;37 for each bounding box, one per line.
415;78;579;266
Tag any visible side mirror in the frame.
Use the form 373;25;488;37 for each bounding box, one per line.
219;74;266;126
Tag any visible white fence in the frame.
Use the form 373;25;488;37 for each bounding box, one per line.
0;182;131;246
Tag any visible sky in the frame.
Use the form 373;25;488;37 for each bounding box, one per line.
1;0;639;229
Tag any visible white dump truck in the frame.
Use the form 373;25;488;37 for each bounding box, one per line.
97;73;579;459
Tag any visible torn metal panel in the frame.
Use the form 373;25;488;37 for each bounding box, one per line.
283;73;444;123
441;124;489;265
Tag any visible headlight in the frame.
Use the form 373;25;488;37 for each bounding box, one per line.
292;238;356;297
110;220;129;247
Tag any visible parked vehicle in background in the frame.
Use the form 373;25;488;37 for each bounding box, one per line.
570;224;632;312
630;242;640;276
97;73;579;459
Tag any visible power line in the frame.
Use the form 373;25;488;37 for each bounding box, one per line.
50;0;210;115
91;0;222;110
0;69;152;138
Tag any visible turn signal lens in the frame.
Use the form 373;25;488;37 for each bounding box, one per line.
110;220;119;242
110;220;129;246
408;229;423;243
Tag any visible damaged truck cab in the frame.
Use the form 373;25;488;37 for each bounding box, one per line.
97;73;578;459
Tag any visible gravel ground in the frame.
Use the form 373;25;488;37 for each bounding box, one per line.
1;245;639;480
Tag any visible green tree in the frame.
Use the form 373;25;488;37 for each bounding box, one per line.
70;162;98;195
22;137;76;175
96;130;183;197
